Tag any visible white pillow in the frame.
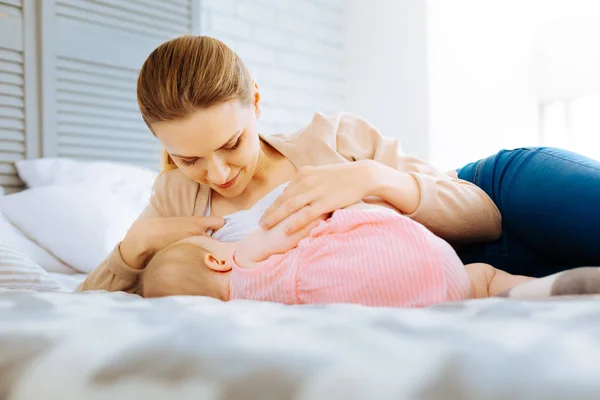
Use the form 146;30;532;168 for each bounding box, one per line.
15;158;158;211
0;238;65;292
0;184;140;274
0;211;75;274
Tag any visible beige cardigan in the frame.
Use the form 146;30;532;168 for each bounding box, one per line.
77;112;501;293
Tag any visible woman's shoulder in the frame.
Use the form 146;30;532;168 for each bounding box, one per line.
268;112;375;146
150;168;204;217
264;112;388;167
153;168;197;190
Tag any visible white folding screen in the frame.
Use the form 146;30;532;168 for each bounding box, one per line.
40;0;198;170
0;0;197;194
0;0;38;193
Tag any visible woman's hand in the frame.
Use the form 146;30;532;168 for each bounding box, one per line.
261;160;421;234
259;161;379;234
120;216;225;269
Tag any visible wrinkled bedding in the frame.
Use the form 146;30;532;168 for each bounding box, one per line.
1;290;600;400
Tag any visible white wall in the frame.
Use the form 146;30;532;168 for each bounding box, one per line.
344;0;430;160
200;0;600;170
426;0;541;170
200;0;346;135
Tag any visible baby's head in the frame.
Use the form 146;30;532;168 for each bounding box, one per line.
140;236;235;300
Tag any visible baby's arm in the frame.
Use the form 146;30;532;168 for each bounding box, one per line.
234;215;326;269
229;215;326;304
465;263;534;298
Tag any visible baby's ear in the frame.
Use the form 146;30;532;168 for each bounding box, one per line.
204;253;231;272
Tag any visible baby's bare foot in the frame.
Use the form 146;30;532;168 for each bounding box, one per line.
465;263;534;299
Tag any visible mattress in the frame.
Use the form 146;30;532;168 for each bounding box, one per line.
46;272;87;292
1;291;600;400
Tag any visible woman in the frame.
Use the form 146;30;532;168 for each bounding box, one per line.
453;147;600;278
77;35;599;293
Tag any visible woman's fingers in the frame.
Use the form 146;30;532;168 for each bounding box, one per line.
282;203;325;234
261;191;316;229
200;216;226;230
174;216;225;239
260;183;299;227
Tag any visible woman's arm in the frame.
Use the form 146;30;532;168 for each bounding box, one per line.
262;113;501;244
77;170;224;293
334;114;502;243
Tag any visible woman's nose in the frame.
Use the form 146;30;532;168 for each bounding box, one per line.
207;158;231;184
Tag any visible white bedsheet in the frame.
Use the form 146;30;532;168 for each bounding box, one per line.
46;273;86;292
2;290;600;399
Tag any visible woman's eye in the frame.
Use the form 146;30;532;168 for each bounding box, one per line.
180;159;198;167
225;137;242;151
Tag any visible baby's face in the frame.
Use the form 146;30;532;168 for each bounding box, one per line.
141;236;237;300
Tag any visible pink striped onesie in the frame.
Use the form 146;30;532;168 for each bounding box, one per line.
229;209;471;308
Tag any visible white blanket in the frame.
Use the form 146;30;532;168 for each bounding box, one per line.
1;290;600;400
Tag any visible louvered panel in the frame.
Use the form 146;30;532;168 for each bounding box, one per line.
58;101;142;122
0;82;23;98
57;57;137;88
0;174;22;186
0;44;25;192
136;0;189;8
0;140;25;153
0;71;23;86
56;59;138;113
56;0;190;39
47;0;194;170
55;56;158;165
0;129;24;141
2;94;23;109
58;124;148;141
0;105;24;120
0;163;17;175
0;1;21;8
59;134;160;152
0;60;22;74
0;116;24;130
0;152;24;163
0;3;22;52
128;0;189;18
58;135;161;169
83;0;188;27
57;80;134;103
59;145;160;169
57;113;146;131
58;91;138;113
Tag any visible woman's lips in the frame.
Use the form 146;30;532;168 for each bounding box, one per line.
216;172;239;190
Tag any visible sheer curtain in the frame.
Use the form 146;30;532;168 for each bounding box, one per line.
537;13;600;161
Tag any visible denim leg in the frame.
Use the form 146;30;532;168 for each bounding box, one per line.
456;147;600;277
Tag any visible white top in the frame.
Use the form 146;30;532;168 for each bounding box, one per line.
205;182;289;242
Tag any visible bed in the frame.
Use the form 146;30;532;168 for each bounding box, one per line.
2;290;600;400
2;158;600;399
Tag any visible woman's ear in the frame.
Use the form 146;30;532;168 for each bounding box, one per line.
204;253;232;272
252;81;261;118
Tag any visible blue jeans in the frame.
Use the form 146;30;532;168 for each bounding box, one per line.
456;147;600;277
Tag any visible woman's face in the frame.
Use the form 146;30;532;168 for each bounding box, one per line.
152;98;262;198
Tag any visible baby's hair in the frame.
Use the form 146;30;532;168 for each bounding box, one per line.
140;241;220;298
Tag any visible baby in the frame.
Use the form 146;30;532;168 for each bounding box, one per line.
140;208;532;307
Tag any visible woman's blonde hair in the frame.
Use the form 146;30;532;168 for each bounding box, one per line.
136;35;254;172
